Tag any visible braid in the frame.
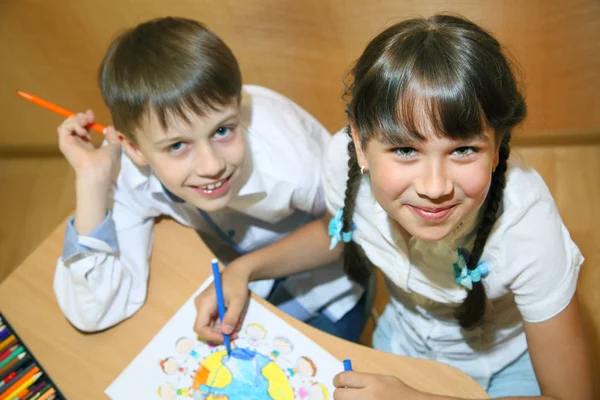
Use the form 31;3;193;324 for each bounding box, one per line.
341;127;371;284
455;133;512;328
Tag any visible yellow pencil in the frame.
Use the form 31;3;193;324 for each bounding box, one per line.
2;372;43;400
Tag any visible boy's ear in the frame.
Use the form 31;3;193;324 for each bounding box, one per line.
350;123;368;170
118;132;148;166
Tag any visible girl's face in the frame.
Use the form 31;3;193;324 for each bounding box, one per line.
353;122;500;242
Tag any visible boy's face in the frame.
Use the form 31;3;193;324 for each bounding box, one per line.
126;98;246;212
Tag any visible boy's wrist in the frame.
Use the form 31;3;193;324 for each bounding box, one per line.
75;166;112;188
227;255;261;283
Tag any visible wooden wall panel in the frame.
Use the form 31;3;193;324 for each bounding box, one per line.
1;0;599;151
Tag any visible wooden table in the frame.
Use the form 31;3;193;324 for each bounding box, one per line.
0;218;488;399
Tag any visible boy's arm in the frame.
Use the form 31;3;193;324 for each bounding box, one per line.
55;190;157;332
238;212;341;281
194;212;340;340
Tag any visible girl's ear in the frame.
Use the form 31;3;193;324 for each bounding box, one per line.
118;131;148;166
350;123;368;169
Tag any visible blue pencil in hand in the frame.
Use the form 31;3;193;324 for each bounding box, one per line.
343;359;353;371
211;258;231;355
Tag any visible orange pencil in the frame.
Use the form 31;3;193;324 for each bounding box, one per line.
0;369;41;400
35;387;55;400
16;90;105;134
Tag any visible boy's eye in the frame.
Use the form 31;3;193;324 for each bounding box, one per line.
214;126;232;138
168;142;186;153
394;147;418;158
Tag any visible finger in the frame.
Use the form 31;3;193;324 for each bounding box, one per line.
333;388;361;400
103;126;121;145
222;295;247;335
333;372;368;389
75;111;94;128
193;293;224;343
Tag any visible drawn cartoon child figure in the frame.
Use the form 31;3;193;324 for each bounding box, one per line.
269;336;294;368
307;383;329;400
175;337;203;360
158;382;192;400
233;322;268;350
246;322;267;346
271;336;294;358
297;380;329;400
159;356;187;376
287;356;317;383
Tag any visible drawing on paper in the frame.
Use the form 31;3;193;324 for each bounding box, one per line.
105;280;342;400
156;327;329;400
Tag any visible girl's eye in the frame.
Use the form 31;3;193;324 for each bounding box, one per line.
453;146;478;157
214;126;232;138
394;147;418;158
168;142;186;153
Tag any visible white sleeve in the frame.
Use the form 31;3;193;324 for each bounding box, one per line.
53;182;159;332
501;198;584;323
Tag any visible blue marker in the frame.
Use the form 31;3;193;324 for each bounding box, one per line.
343;359;353;371
211;258;231;355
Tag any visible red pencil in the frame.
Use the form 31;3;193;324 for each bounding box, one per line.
16;90;106;134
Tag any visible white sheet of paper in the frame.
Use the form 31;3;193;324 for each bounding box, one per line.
105;277;343;400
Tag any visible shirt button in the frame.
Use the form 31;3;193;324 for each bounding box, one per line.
227;229;236;238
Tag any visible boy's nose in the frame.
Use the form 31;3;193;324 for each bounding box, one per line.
194;146;226;178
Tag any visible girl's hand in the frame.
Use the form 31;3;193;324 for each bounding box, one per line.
193;261;251;343
333;371;427;400
57;109;121;182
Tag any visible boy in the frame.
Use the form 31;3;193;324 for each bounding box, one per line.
54;17;365;341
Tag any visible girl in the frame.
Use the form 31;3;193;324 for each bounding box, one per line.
194;14;593;399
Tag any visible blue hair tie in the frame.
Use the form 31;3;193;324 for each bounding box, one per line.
328;208;355;250
453;248;489;291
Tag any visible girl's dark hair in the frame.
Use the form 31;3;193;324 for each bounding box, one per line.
341;14;526;328
98;17;242;140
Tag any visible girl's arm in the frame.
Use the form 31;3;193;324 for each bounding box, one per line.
333;296;594;400
521;295;594;400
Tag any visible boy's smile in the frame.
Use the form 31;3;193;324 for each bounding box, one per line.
122;97;247;212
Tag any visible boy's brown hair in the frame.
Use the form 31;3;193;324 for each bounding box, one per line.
98;17;242;140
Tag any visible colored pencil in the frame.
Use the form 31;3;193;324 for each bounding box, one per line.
0;364;36;395
0;371;42;400
0;354;29;382
211;258;231;355
16;90;105;134
0;337;16;355
20;381;47;400
0;346;18;363
33;387;54;400
0;348;24;370
343;359;353;371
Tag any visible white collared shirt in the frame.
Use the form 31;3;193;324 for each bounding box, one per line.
323;131;583;387
54;86;362;332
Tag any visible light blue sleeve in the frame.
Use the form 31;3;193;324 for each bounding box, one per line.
62;211;118;259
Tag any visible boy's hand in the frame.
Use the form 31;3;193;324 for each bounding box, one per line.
333;371;427;400
57;109;121;182
194;261;251;343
